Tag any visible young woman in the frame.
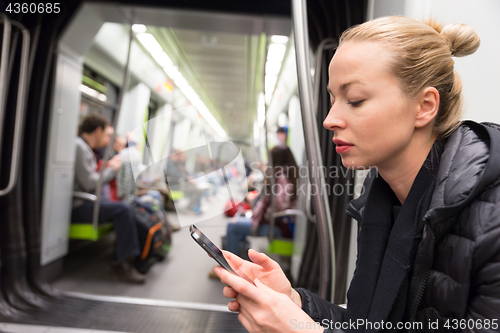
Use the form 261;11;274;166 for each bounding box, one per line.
225;145;298;256
214;16;500;332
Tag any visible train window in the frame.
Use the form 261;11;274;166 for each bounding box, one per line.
78;65;118;123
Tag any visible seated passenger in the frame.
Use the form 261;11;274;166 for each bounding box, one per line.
113;135;143;203
165;150;203;215
225;145;298;255
71;114;144;284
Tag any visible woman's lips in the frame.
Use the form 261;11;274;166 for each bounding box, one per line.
332;139;354;154
335;145;354;154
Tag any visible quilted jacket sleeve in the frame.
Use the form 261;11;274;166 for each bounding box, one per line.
296;288;346;332
464;194;500;332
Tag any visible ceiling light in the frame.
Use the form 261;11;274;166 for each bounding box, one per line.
265;61;281;76
265;74;278;87
163;65;181;81
267;44;286;61
271;35;289;44
151;51;173;68
79;84;99;99
132;24;147;33
136;33;162;53
135;31;226;138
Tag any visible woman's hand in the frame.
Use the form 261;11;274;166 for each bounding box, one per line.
222;249;302;309
215;267;323;333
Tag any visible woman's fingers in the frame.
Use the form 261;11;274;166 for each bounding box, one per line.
248;249;278;271
237;309;256;333
222;251;257;282
253;278;282;298
228;300;240;312
223;286;237;298
214;267;258;300
223;250;254;271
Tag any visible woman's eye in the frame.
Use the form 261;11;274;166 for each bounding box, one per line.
347;100;364;107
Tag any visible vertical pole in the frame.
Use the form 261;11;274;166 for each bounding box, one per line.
0;14;11;162
92;21;134;230
262;33;277;242
291;0;335;301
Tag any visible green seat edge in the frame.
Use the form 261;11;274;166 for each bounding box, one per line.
268;239;294;256
169;190;185;201
69;223;114;241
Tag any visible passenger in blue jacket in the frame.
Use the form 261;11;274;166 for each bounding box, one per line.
214;16;500;332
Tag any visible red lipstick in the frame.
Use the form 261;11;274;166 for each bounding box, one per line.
332;139;354;154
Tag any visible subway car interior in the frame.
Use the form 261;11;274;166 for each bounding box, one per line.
1;0;499;332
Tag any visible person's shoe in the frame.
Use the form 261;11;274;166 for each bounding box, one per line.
112;261;146;284
208;266;221;280
169;222;181;232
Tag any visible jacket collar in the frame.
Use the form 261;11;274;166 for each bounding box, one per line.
347;121;500;239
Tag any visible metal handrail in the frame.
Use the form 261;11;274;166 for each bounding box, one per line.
291;0;336;302
0;20;29;196
313;38;337;115
262;28;278;243
304;177;316;223
91;22;134;230
0;14;11;159
73;191;97;202
305;38;337;222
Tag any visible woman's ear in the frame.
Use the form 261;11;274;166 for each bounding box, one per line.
415;86;439;128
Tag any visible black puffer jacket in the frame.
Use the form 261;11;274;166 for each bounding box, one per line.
297;121;500;332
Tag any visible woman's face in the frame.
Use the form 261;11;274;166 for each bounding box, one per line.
324;41;420;170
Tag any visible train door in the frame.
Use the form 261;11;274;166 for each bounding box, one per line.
0;0;366;331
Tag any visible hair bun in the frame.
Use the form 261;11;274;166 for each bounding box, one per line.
440;23;480;57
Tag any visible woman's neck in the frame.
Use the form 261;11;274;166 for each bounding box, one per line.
378;134;436;205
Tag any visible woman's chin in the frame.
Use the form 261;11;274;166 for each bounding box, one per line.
340;159;373;171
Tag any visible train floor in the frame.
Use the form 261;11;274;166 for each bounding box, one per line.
51;193;232;306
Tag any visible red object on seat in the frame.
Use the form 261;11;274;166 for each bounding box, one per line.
96;159;119;201
224;201;251;217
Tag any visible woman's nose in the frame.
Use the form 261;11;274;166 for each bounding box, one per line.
323;105;346;131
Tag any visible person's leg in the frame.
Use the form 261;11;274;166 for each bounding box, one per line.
185;181;203;211
71;201;94;222
225;217;253;255
72;201;143;283
98;201;140;262
257;224;282;238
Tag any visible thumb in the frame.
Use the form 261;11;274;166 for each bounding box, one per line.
248;249;276;270
222;250;247;268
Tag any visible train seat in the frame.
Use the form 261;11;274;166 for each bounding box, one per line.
267;209;304;256
69;191;114;241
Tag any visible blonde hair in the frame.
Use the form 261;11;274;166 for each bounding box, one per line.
339;16;480;138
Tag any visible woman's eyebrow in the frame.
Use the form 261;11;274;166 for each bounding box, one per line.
339;80;361;91
327;81;362;97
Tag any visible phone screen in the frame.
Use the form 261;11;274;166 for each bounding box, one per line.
190;224;236;274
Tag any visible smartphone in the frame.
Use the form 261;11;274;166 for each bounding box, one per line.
190;224;236;274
